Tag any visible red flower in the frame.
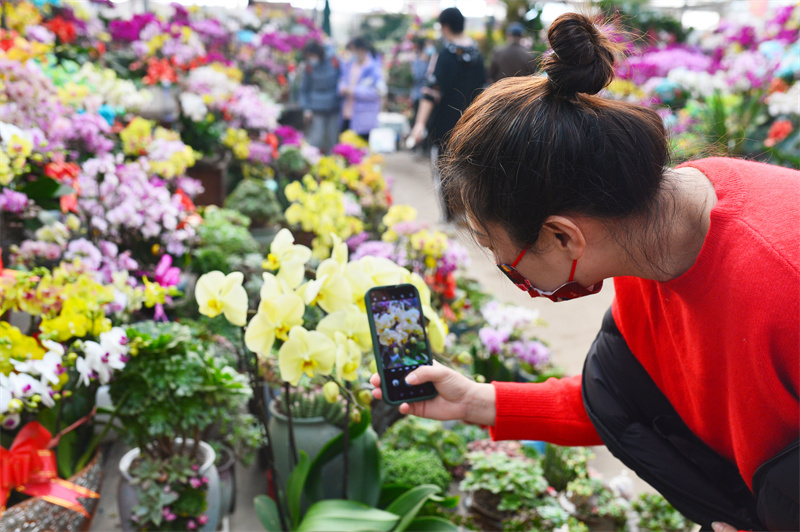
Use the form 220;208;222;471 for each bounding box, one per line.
142;58;178;85
0;30;15;51
174;188;196;213
765;119;793;147
45;162;81;214
44;17;77;44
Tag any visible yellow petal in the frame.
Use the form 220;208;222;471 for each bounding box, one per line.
220;271;245;296
318;273;353;314
260;272;284;301
278;326;308;386
277;258;308;290
245;311;276;354
221;282;248;327
195;271;225;315
306;330;336;376
271;228;295;256
426;311;448;354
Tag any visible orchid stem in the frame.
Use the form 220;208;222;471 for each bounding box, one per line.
342;382;351;499
284;381;298;468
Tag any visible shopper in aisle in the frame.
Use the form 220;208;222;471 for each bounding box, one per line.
409;37;434;156
298;40;341;153
338;36;386;144
409;7;486;222
488;22;536;83
373;12;799;531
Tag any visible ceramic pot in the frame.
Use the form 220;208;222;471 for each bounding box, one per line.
216;445;236;515
0;451;103;532
267;401;376;502
117;439;220;532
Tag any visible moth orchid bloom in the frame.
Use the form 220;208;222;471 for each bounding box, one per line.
195;271;248;326
262;229;312;289
244;273;305;355
278;326;335;386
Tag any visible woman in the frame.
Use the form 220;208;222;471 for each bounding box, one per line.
298;40;340;152
338;37;386;143
371;13;799;531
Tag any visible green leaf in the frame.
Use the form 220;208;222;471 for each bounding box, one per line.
378;484;411;509
429;493;460;509
385;484;441;532
296;500;398;532
254;495;282;532
304;409;371;503
346;421;381;506
405;516;460;531
21;177;72;201
287;451;311;527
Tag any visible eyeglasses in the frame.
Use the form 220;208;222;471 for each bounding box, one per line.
496;243;537;292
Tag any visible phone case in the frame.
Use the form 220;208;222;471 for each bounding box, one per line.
365;284;438;405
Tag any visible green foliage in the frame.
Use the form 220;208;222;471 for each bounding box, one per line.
110;321;251;458
359;13;412;44
179;114;223;157
274;147;310;181
190;207;260;273
632;493;695;531
459;451;547;512
540;444;594;492
128;453;209;531
380;417;467;468
598;0;689;42
381;448;451;492
698;90;769;156
566;477;628;528
274;388;348;427
224;178;284;227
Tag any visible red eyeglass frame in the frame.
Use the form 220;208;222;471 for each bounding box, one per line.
496;244;579;297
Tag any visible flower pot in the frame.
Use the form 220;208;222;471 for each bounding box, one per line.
267;401;376;502
0;450;103;532
187;153;231;207
216;445;236;516
117;439;221;532
466;489;506;532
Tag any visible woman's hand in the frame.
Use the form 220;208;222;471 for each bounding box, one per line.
410;122;426;145
370;361;496;426
711;522;737;532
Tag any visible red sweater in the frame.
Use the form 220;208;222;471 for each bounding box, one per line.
490;158;800;489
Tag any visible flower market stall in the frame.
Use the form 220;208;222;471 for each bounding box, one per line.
1;1;797;531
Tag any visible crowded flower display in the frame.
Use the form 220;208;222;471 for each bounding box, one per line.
0;1;796;531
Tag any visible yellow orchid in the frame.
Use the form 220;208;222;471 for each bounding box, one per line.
263;229;312;289
317;304;372;352
345;257;406;310
333;331;362;382
244;274;305;354
423;306;448;354
0;323;45;375
278;326;336;386
195;271;248;326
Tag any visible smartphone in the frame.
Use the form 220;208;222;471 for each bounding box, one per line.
365;283;438;405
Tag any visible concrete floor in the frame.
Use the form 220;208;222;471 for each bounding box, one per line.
89;149;652;532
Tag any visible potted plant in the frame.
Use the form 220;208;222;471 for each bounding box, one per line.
0;261;167;529
108;321;252;531
194;228;451;526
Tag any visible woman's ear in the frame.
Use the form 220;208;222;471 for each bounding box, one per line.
541;216;586;259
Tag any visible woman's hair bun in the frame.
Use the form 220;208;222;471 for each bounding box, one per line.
542;13;619;97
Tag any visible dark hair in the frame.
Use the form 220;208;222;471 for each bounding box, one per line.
438;7;465;34
302;40;325;58
348;36;375;56
440;12;669;251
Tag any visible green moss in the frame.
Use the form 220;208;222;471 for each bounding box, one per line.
381;448;452;492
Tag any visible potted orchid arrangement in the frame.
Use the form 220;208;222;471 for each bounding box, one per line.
0;259;171;528
194;227;449;526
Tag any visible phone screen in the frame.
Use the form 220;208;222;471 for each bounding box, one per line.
367;284;437;404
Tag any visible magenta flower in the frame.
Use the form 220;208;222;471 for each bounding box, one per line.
189;477;202;489
197;514;209;525
155;254;180;287
331;143;366;165
187;520;197;530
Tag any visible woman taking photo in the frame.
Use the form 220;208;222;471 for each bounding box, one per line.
371;12;798;531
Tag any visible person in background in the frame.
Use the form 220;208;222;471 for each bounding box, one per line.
339;36;386;144
376;12;798;531
488;22;536;83
409;37;434;155
409;7;486;222
298;40;341;153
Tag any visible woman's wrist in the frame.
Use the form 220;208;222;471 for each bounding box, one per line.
464;382;496;427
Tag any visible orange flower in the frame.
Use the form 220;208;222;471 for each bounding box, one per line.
764;119;793;148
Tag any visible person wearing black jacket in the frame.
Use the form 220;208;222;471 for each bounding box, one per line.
409;7;486;222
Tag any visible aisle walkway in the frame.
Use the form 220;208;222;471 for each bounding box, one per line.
382;150;654;496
